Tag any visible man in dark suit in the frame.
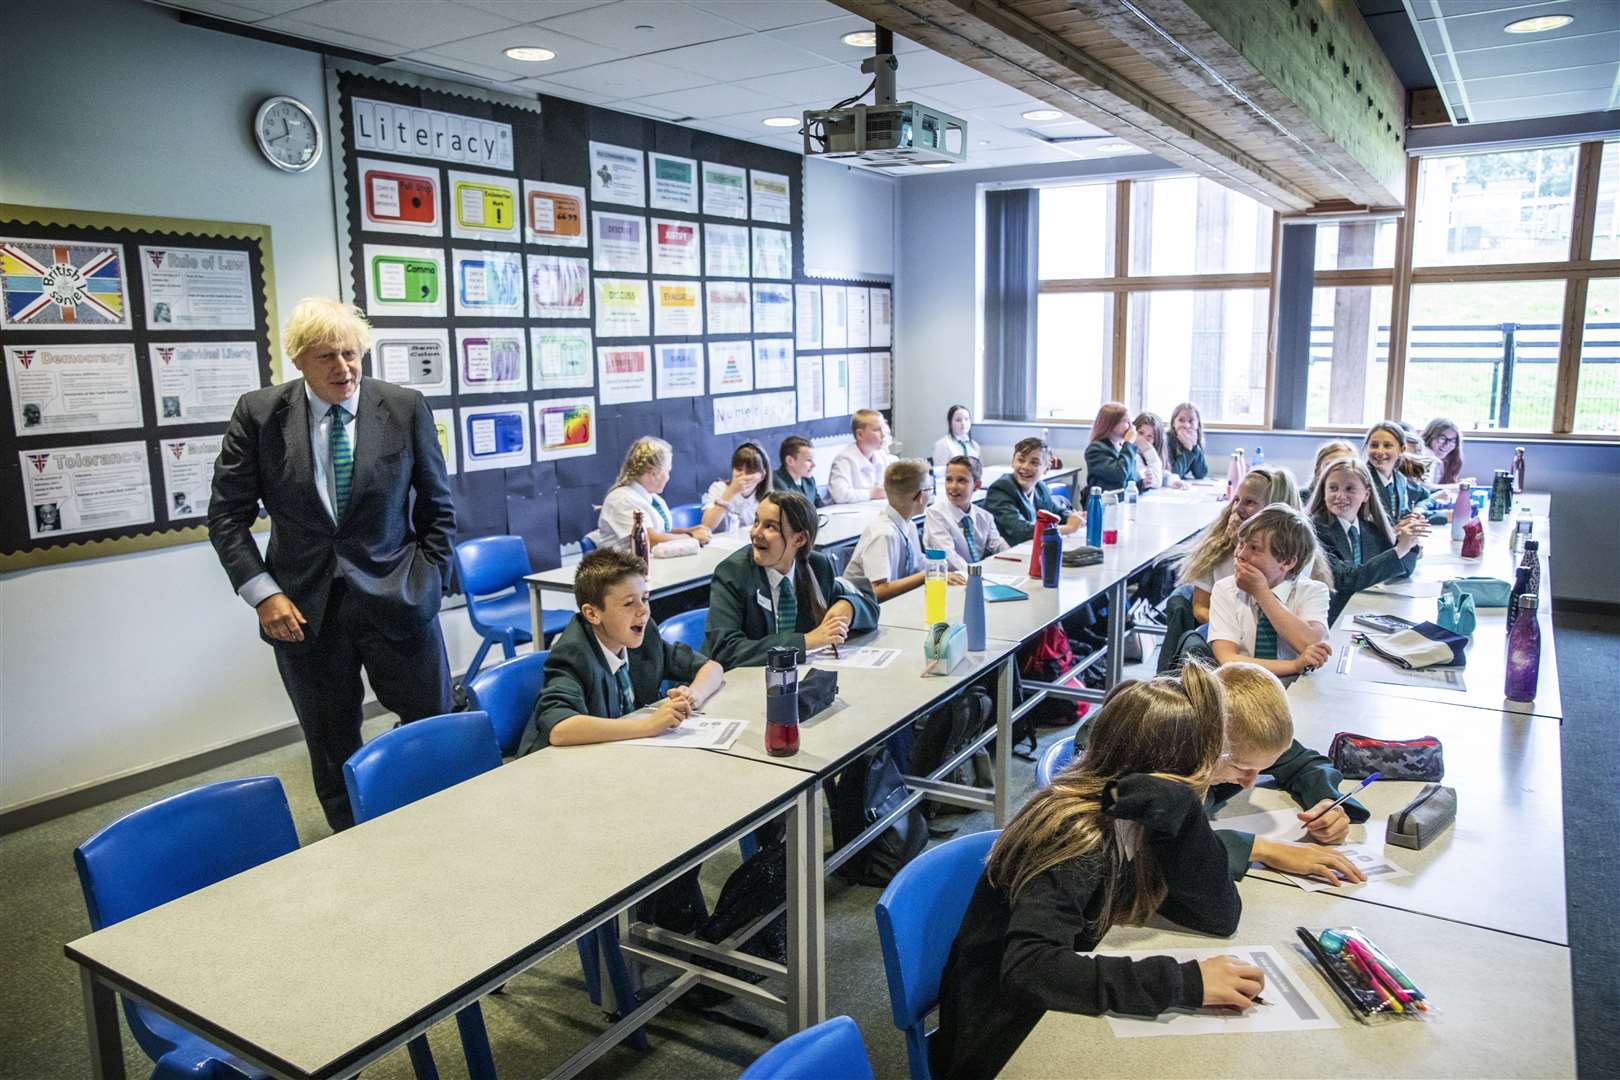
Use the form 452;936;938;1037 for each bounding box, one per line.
209;298;456;831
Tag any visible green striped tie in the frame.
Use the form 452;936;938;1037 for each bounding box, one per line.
961;515;978;562
329;404;353;518
776;576;797;634
1254;611;1279;660
614;664;634;717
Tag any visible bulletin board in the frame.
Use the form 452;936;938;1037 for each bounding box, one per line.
327;63;894;571
0;205;278;570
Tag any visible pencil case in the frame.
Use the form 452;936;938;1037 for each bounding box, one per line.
797;668;838;722
1329;732;1444;781
1385;783;1456;850
1443;576;1511;607
922;622;968;675
1062;545;1103;568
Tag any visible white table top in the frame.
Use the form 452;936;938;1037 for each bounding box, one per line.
1234;688;1565;944
998;878;1573;1079
66;745;811;1079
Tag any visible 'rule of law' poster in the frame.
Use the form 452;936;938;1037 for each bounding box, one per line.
140;245;255;330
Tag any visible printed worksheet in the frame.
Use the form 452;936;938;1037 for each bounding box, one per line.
1092;946;1339;1037
621;716;744;751
807;646;900;670
1215;809;1411;893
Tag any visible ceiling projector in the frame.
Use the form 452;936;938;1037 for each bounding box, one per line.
800;37;967;169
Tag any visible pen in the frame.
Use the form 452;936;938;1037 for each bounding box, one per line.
1344;948;1403;1013
1295;927;1371;1015
1342;936;1412;1007
1301;772;1380;825
830;642;840;659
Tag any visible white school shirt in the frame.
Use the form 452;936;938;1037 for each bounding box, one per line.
932;434;981;468
598;481;672;544
842;504;924;597
827;443;893;504
702;479;759;533
1135;440;1163;489
1190;555;1235;596
1207;574;1330;660
923;497;1007;572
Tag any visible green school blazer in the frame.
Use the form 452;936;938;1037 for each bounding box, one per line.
983;473;1069;547
518;613;707;755
772;470;823;507
1083;438;1139;492
1205;740;1370;879
702;545;879;668
1313;514;1419;624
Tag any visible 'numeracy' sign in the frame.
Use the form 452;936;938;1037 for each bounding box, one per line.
350;97;515;171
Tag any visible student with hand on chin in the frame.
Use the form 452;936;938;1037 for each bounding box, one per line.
1206;504;1333;680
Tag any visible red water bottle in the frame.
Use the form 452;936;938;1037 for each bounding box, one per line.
1460;516;1484;558
1028;509;1060;579
764;646;799;756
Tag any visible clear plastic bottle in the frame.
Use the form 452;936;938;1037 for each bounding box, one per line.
1511;446;1526;494
924;547;948;624
1253;445;1265;468
765;646;800;756
1102;492;1120;545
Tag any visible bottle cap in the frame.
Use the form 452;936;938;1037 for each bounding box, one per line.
766;646;797;670
1520;593;1538;610
924;547;946;560
967;562;983;577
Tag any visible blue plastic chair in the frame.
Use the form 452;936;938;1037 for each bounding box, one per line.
659;608;708;651
1034;736;1077;789
579;535;598;555
466;651;549;756
874;830;1000;1080
74;777;298;1080
1048;481;1070;502
739;1015;875;1080
668;502;704;530
455;536;568;683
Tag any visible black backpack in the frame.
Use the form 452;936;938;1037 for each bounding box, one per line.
696;839;787;968
910;687;995;814
829;745;928;887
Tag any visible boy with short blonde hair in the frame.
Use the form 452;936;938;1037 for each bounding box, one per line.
827;408;894;503
1208;504;1333;678
843;459;961;601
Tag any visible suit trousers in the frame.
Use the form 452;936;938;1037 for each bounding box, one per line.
273;578;451;831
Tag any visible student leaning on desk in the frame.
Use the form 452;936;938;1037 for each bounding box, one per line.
843;458;966;602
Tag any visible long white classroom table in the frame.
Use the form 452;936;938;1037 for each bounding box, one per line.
997;878;1574;1079
67;746;824;1080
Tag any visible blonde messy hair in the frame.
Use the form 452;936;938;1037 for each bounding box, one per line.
883;457;930;500
1214;663;1293;762
283;297;372;360
613;436;672;490
1236;503;1332;585
986;661;1226;926
1177;466;1299;587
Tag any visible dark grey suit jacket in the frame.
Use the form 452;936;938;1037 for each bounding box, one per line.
208;376;455;643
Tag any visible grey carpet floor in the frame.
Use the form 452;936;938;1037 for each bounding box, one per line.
2;612;1614;1080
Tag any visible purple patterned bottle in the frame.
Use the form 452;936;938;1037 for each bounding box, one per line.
1506;540;1541;636
1504;594;1541;703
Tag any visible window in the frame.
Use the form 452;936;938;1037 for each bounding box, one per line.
1127;290;1269;425
1129;177;1272;275
1034;293;1112;419
1573;276;1620;434
1306;285;1393;428
1037;184;1114;280
1314;220;1398;271
1413;146;1579;266
1593;141;1619;260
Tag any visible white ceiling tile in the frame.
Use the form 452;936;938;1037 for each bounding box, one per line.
535;0;749;52
274;0;517;51
156;0;283;22
686;0;848;31
540;54;714;98
888;48;982;89
183;0;324;15
613;102;690;121
650;34;829;80
413;24;619;75
921;78;1039;111
710;104;824;129
506;75;618;104
764;14;903;63
255;13;403;53
457;0;612;20
732;63;868;103
619;82;792;120
397;51;528;84
969;100;1084;129
1036;117;1114;139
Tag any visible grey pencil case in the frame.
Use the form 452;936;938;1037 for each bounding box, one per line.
1385;783;1456;850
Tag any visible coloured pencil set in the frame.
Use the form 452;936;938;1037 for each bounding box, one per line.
1295;926;1431;1019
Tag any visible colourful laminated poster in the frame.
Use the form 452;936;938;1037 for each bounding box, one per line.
0;237;129;331
654;343;704;399
7;343;142;435
148;342;261;425
431;408;458;475
846;286;871;348
530;326;594;391
750;228;792;280
754;338;794;389
594;278;650;339
592;212;648;274
140;246;256;330
447;170;520;242
589;141;646;207
701;161;748;219
751;282;793;335
19;442;153;539
705;223;750;278
452;249;524;318
455;327;528;395
159;435;223;521
708;340;753;395
534;395;596;462
648;152;699;214
369;328;450;396
650;219;700;276
460;404;530;473
749;169;790;224
597;344;653;405
823;353;850;418
362;244;445;317
653;280;703;337
526;254;589;319
524;180;587;248
705;280;751;336
357;157;442;236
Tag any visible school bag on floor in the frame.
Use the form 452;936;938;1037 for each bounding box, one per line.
829;745;928;887
910;686;995;816
1016;624;1088;737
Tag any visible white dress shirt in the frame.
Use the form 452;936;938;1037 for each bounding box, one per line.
923;497;1007;572
1207;575;1330;660
827;443;893;504
843;504;925;597
598;481;673;545
931;434;981;468
703;479;759;533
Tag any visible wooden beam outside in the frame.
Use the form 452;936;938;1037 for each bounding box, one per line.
1040;272;1273;292
1263;208;1281;430
1111;178;1130;400
1408;260;1620;285
1385;156;1420;422
1553;142;1605;432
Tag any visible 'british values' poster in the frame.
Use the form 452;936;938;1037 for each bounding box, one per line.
19;442;153;539
7;344;142;434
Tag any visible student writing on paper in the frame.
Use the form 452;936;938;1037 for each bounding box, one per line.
1178;466;1301;625
772;436;823;507
1207;505;1333;678
1207;664;1369;885
931;661;1253;1080
597;436;712;549
932;403;982;467
701;491;879;667
984;436;1083;546
844;459;965;601
1167;401;1209;480
827;408;894;503
700;442;771;533
1083;402;1140;491
924;455;1008;571
1308;458;1424;623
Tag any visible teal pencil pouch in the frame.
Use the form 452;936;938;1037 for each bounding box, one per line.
1436;585;1476;637
1444;576;1511;608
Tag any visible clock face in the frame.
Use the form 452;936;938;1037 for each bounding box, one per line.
255;97;323;173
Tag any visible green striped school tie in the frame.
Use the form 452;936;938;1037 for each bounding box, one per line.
961;515;978;562
614;664;634;717
329;404;353;518
1254;612;1279;660
777;576;797;634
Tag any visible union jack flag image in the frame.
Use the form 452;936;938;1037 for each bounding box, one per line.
0;238;129;330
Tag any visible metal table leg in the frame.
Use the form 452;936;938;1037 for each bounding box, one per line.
994;656;1013;825
784;787;826;1031
528;581;544;652
81;968;126;1080
1106;578;1127;688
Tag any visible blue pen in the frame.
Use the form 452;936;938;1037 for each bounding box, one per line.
1302;772;1380;826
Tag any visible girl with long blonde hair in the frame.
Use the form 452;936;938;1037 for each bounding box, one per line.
1307;457;1425;622
596;436;712;548
1176;465;1300;623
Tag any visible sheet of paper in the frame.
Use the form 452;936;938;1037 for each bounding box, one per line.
870;287;892;347
526;254;589;319
708;341;753;394
2;238;130;330
794;284;822;349
702;161;748;218
432;408;458;475
705;281;751;335
822;353;849;418
753;339;794;389
589;141;645;206
622;716;744;750
139;245;255;330
159;435;223;521
796;354;823;421
594;278;649;338
459;405;530;472
869;352;892;409
650;219;700;276
8;343;143;434
808;646;899;670
846;287;870;348
654;343;703;398
19;442;154;539
1214;810;1412;893
596;345;652;404
452;249;524;318
530;327;594;391
653;280;703;336
454;328;527;394
648;152;699;213
821;285;848;348
1333;642;1467;691
752;282;794;334
591;212;648;274
751;227;792;279
705;224;750;277
1094;946;1339;1037
846;351;871;410
447;170;519;242
369;330;449;396
1365;579;1444;598
749;169;791;223
533;396;596;461
524;179;586;247
713;390;796;435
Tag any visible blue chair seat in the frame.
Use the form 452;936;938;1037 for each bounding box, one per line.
740;1015;875;1080
466;651;549;757
1034;735;1077;789
668;502;704;530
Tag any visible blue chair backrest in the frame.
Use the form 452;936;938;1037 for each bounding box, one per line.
456;535;530;598
668;502;704;530
659;608;708;651
343;712;502;823
875;830;999;1037
75;776;298;932
1034;736;1077;789
1048;481;1070;502
739;1015;874;1080
579;535;597;555
466;651;548;755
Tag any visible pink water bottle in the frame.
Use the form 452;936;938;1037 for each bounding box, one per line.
1225;450;1242;498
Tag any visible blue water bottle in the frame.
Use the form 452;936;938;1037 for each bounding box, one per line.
964;563;987;651
1041;525;1062;588
1085;485;1104;547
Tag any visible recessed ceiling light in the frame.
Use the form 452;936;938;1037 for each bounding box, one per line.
1093;143;1133;153
634;24;656;32
842;30;878;48
503;46;556;62
1022;109;1064;121
762;116;799;128
921;161;953;168
1504;14;1572;33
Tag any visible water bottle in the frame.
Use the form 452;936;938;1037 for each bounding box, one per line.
924;547;948;624
1040;526;1062;588
1506;540;1540;635
631;509;650;571
1510;504;1532;554
1102;492;1120;545
1450;481;1471;541
1489;471;1509;521
1252;445;1265;468
1512;446;1526;494
764;646;800;756
1236;447;1248;478
1504;594;1541;702
964;563;987;651
1085;486;1104;547
1029;509;1059;579
1124;480;1139;522
1225;450;1243;498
